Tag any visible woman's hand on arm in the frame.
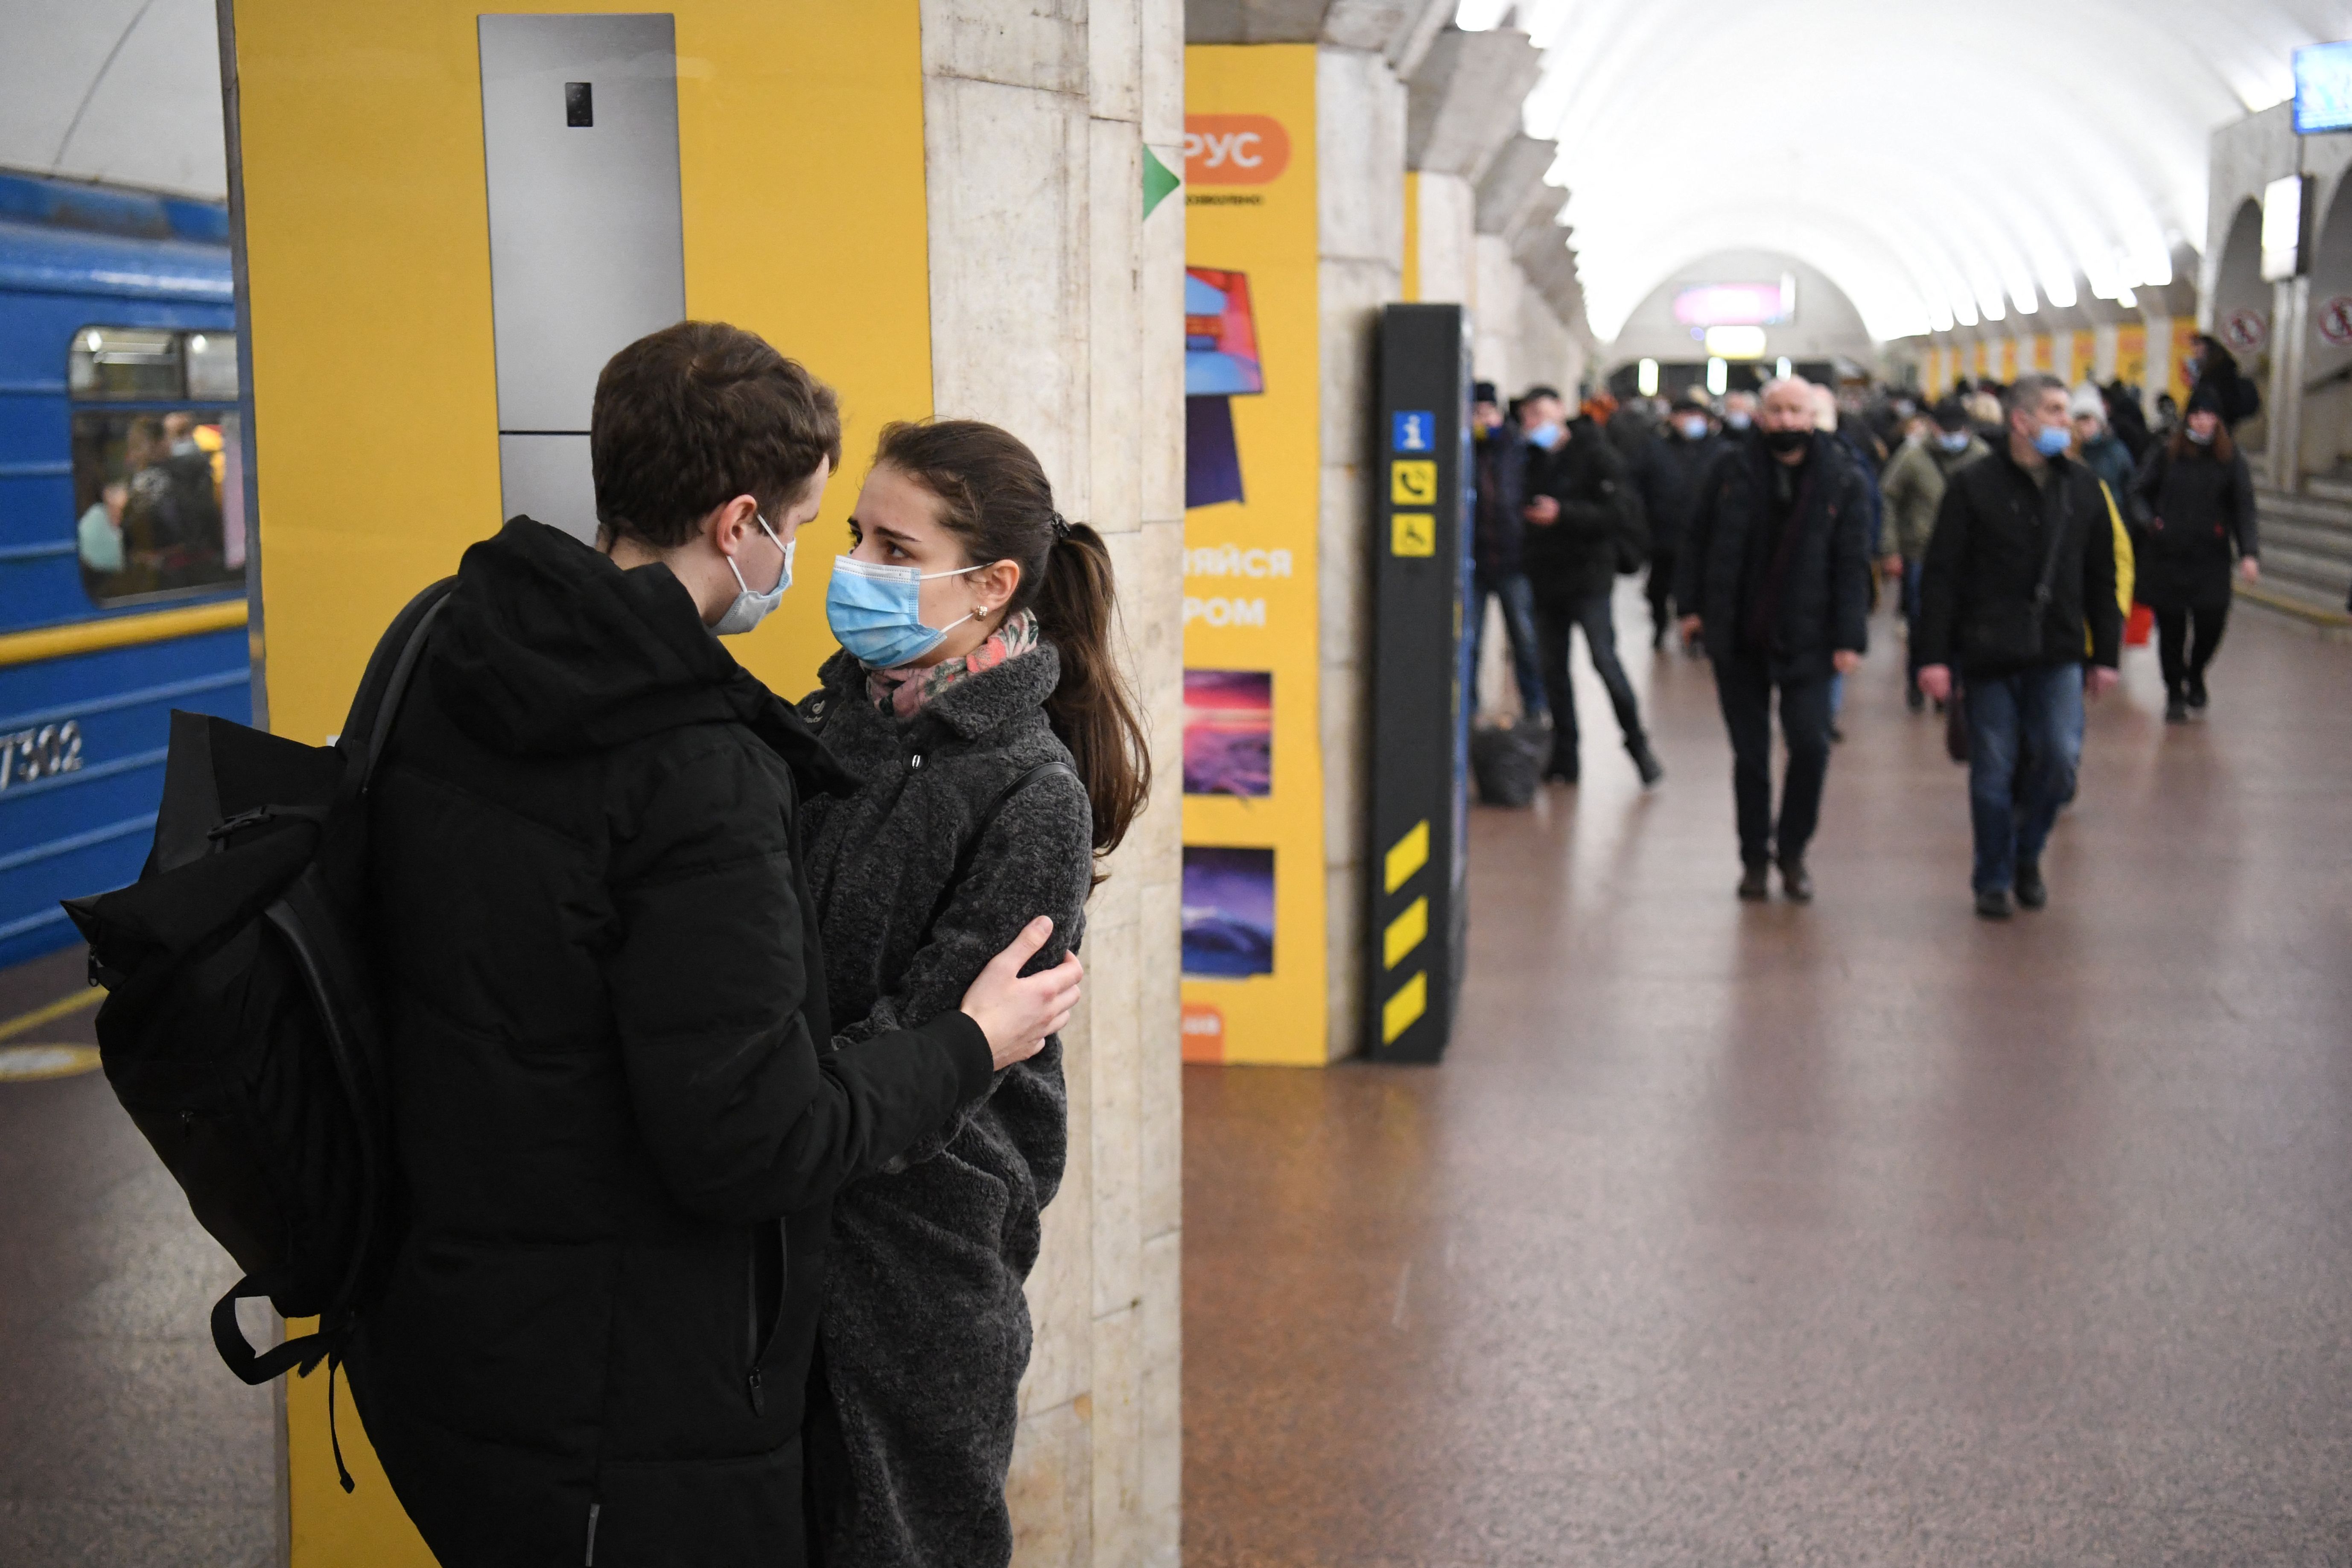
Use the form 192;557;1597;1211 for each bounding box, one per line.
961;916;1083;1071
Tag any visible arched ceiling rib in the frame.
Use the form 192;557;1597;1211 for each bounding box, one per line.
1461;0;2352;344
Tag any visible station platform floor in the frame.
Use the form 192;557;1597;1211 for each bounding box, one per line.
2;591;2345;1567
1183;591;2352;1566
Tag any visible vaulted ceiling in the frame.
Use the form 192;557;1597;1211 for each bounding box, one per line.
1459;0;2352;343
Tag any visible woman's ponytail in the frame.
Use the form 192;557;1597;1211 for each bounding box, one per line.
1033;519;1151;857
872;420;1152;861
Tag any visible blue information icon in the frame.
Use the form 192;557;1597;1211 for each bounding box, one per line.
1392;410;1434;453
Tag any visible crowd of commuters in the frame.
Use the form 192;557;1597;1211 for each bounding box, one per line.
1469;336;2264;918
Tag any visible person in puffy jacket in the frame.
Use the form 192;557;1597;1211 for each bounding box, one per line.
798;419;1148;1568
346;322;1078;1568
2132;380;2259;723
1880;397;1988;709
1465;382;1546;716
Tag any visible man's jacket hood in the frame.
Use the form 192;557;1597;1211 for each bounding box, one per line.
429;517;852;792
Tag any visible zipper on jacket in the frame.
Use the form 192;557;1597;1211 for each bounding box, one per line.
584;1501;601;1565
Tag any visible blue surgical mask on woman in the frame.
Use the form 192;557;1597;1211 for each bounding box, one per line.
712;517;793;636
2032;423;2071;458
826;556;986;669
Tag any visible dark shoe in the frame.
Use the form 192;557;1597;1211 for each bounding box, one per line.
2164;696;2189;724
1975;888;2013;920
1829;724;1846;744
1628;738;1664;788
1777;855;1813;902
2014;861;2047;909
1738;861;1771;900
1932;698;1946;715
1651;625;1667;650
2186;674;2209;710
1542;746;1579;785
1906;686;1925;713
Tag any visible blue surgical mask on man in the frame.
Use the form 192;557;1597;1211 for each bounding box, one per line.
712;516;793;636
2032;423;2071;458
1724;412;1753;431
1936;431;1971;453
1525;422;1564;451
826;555;986;669
1675;415;1710;441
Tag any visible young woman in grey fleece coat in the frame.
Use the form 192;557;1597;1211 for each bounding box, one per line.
798;420;1151;1568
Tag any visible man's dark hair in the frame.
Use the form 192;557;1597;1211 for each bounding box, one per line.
2002;373;2067;424
1522;384;1562;404
590;321;841;549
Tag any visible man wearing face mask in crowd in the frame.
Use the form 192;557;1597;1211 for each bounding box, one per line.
1718;389;1759;447
1630;388;1722;653
1879;397;1988;710
1463;382;1548;718
344;321;1081;1567
1917;373;2121;920
1520;386;1665;787
1677;379;1871;901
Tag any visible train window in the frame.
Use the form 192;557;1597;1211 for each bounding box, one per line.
67;324;245;604
68;327;183;401
185;331;239;399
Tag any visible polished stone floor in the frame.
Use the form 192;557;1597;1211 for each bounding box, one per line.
1185;590;2352;1567
0;944;278;1567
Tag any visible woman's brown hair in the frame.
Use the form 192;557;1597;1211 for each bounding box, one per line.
872;419;1151;861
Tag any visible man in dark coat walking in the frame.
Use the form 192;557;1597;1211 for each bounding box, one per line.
1465;381;1546;717
345;322;1077;1568
1632;388;1722;653
1520;388;1664;786
1917;373;2123;919
1676;377;1871;901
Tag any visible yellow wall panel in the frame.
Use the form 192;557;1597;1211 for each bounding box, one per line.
227;3;934;1558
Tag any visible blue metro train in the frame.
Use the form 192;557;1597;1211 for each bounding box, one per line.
0;170;251;969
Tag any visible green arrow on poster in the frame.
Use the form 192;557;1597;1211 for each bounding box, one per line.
1143;144;1180;217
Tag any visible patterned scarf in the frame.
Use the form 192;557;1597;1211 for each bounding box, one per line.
865;609;1041;719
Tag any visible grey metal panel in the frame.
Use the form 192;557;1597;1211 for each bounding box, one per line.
478;13;684;435
499;433;600;543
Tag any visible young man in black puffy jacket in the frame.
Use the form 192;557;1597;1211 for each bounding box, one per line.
346;321;1080;1567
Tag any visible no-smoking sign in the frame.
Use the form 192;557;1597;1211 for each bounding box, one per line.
2222;308;2267;353
2322;296;2352;347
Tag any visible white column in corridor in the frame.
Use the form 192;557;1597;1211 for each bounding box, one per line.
917;1;1184;1562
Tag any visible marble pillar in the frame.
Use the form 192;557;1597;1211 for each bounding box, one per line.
1314;44;1406;1062
918;2;1184;1562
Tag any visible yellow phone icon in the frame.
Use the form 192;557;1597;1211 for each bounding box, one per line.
1390;460;1437;505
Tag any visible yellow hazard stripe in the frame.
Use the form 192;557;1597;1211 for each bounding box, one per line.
0;987;103;1043
1381;971;1427;1044
1383;819;1428;894
1383;896;1427;970
0;599;248;668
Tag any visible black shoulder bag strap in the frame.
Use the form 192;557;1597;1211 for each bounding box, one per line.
920;759;1083;945
2030;478;2075;634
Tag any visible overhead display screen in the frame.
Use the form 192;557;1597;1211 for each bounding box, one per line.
1672;274;1796;327
2294;40;2352;134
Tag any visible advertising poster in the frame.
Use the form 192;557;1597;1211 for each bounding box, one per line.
2116;323;2148;389
1179;44;1327;1066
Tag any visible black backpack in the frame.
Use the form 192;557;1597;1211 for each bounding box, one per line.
62;579;452;1489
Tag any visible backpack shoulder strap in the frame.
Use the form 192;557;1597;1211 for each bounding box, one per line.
924;758;1083;943
338;578;456;797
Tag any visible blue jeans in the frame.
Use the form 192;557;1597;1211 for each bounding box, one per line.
1963;663;2085;893
1467;569;1547;721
